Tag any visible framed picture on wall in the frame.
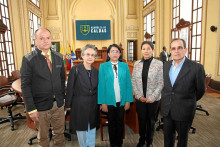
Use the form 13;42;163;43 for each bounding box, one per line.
51;42;60;52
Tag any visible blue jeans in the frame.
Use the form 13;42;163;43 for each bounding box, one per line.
76;124;96;147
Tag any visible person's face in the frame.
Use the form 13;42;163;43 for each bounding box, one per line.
164;48;167;51
141;43;154;59
82;48;96;65
108;47;121;62
34;29;52;51
170;40;187;62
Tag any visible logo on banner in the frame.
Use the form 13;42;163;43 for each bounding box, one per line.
80;25;90;35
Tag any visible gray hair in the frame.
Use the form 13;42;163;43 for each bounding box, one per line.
81;44;97;56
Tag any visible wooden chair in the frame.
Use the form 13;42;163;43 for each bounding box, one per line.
11;71;24;105
27;110;71;145
26;109;39;145
0;75;26;131
11;70;21;81
100;110;125;141
100;110;108;141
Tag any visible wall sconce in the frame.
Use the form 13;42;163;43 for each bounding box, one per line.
210;25;217;32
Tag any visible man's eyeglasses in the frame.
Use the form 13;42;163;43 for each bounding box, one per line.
85;53;95;58
110;50;120;54
171;46;184;51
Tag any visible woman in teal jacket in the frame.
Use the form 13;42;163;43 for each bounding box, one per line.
98;44;133;147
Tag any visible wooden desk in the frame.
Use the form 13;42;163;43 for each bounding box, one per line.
11;79;71;132
11;79;37;130
126;98;139;133
11;78;22;94
125;62;139;133
73;59;104;70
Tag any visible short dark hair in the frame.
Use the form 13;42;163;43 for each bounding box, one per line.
141;41;154;50
171;38;186;49
163;46;166;50
106;44;122;62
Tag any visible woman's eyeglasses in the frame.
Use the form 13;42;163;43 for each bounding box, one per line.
110;50;120;54
85;53;96;58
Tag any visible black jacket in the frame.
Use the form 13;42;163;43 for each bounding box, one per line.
66;63;99;131
161;58;206;121
20;48;65;112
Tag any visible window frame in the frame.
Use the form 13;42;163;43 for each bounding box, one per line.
29;0;40;8
190;0;203;63
29;11;41;51
143;10;155;42
143;0;153;7
0;0;15;78
127;40;137;62
171;0;203;63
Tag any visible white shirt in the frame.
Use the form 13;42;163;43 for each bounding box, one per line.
164;51;169;61
111;62;121;103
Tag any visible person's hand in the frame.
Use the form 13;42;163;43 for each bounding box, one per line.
146;98;153;103
101;104;108;112
66;108;71;111
139;97;147;102
124;102;130;111
29;111;39;122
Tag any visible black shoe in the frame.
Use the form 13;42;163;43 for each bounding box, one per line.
147;144;153;147
137;142;145;147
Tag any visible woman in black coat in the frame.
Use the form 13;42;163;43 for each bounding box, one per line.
66;44;99;147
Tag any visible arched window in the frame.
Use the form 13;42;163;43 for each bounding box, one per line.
29;11;41;50
28;0;41;50
144;11;155;42
172;0;203;63
0;0;15;77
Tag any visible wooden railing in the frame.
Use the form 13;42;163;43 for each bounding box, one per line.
73;47;124;70
75;47;108;62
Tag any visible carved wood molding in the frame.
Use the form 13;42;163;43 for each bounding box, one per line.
144;32;152;39
47;26;61;40
48;26;61;32
0;19;7;33
176;18;191;30
143;2;155;16
126;25;139;31
127;32;137;38
127;15;137;19
27;1;41;17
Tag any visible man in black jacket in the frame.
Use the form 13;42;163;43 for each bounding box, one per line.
21;28;66;147
161;38;206;147
160;46;171;63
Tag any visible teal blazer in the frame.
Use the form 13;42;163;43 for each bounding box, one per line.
98;61;133;106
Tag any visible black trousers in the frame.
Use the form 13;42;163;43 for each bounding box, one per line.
107;103;124;147
163;113;192;147
136;100;159;145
